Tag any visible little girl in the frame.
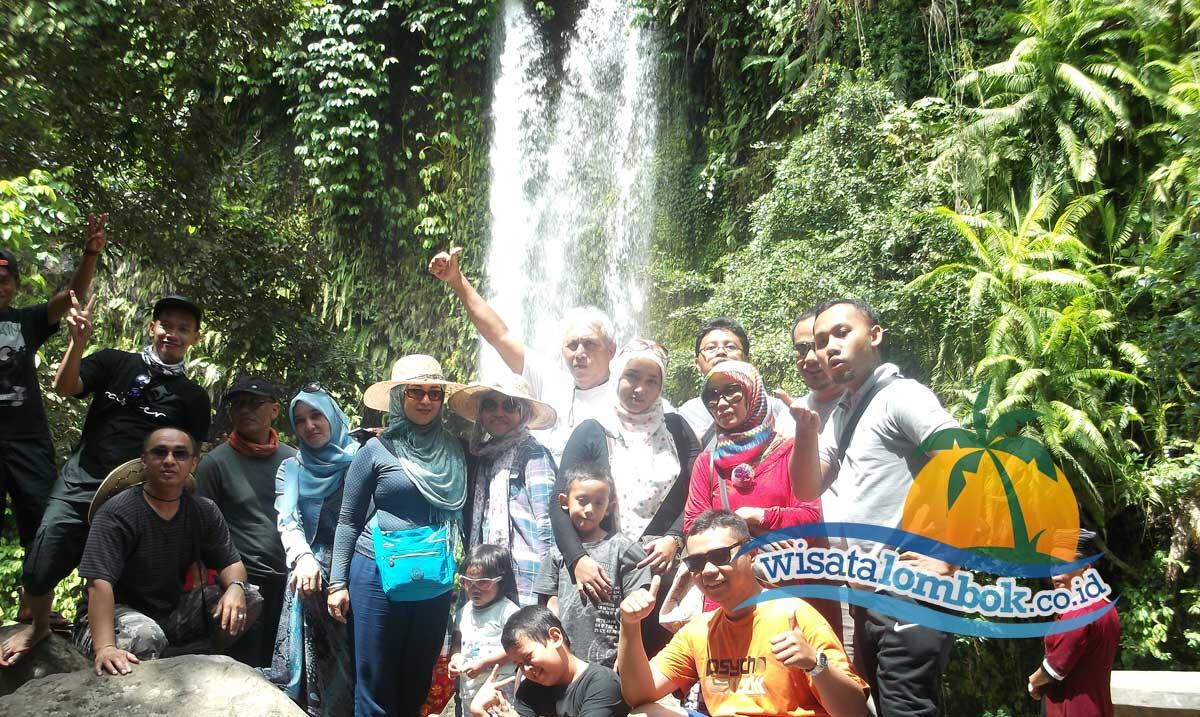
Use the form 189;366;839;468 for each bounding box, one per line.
449;544;521;715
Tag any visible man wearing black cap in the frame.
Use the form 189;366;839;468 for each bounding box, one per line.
0;213;107;554
196;375;297;667
0;290;211;667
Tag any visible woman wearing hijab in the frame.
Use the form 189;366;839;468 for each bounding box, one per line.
263;386;357;716
683;360;821;533
328;355;467;717
551;338;699;652
449;374;557;607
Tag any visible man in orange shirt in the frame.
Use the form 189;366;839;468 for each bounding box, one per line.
617;510;869;717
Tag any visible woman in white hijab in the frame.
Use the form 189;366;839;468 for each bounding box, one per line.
549;338;699;653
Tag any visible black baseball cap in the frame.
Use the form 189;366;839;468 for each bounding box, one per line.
0;249;19;281
153;295;202;328
225;375;277;401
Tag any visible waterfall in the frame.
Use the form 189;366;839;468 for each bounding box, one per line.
481;0;658;376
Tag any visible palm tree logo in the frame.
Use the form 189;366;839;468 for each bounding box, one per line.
909;382;1071;563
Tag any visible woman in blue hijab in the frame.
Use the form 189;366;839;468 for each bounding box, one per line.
329;355;467;717
262;386;358;716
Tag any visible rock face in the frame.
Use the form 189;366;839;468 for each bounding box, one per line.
0;654;304;716
0;624;91;697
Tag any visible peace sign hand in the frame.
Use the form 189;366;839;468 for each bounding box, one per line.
66;290;97;344
469;665;519;717
85;212;108;256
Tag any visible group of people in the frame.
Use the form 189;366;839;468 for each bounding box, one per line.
0;233;1120;717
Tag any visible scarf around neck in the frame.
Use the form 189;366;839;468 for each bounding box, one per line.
604;345;680;538
382;385;467;512
229;428;280;458
141;345;186;377
468;399;534;545
706;360;775;472
281;390;358;510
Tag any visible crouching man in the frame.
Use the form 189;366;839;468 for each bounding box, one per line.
75;427;262;676
617;510;870;717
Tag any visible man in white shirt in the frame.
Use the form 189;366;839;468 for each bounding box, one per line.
428;247;616;459
784;298;958;717
676;317;793;448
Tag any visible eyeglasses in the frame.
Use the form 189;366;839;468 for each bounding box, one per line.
460;575;504;587
300;381;326;394
698;342;743;357
701;384;745;408
792;341;815;356
480;396;520;413
146;446;193;461
404;387;445;402
681;541;746;574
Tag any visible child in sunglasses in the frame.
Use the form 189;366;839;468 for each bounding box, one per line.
450;544;521;715
533;460;651;668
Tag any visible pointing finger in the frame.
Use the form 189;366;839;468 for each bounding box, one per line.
649;574;661;595
84;292;98;313
492;675;517;689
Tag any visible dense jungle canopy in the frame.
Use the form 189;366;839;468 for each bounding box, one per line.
2;1;1198;713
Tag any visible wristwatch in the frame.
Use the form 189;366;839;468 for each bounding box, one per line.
806;651;828;677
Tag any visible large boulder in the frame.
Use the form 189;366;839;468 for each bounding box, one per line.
0;624;91;697
0;654;304;716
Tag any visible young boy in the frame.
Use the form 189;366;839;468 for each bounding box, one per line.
469;605;628;717
533;461;651;668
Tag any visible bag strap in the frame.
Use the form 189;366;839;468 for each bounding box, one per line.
710;452;732;510
834;374;899;467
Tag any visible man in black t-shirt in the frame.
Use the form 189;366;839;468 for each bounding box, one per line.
0;214;106;549
0;292;211;667
470;606;629;717
75;428;260;676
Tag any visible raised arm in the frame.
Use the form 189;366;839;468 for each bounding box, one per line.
52;290;96;397
777;390;829;501
48;212;106;323
617;575;679;706
428;247;525;374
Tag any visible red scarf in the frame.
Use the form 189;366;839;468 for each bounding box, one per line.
229;428;279;458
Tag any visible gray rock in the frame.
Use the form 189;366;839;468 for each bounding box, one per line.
0;653;304;716
0;624;91;697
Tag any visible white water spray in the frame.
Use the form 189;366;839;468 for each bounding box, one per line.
481;0;659;375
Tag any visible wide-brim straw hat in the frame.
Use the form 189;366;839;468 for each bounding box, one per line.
363;354;466;412
448;374;558;430
89;458;197;522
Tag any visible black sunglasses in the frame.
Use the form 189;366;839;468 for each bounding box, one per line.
480;396;520;413
701;385;745;408
681;541;746;574
404;387;445;402
301;381;326;394
146;446;193;461
792;341;816;356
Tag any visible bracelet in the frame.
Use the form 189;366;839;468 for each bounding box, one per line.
806;651;828;677
226;580;248;594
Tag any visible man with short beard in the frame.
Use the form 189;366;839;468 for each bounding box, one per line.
429;247;617;460
0;294;211;667
196;376;297;668
786;298;959;717
77;427;260;676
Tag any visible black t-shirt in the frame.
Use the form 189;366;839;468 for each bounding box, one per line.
0;303;59;439
515;663;629;717
79;487;240;622
74;348;211;484
196;441;297;580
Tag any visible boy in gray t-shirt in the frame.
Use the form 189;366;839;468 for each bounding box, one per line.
534;462;650;668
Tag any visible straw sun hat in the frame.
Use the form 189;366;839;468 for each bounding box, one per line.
448;374;557;430
362;354;466;412
89;458;197;522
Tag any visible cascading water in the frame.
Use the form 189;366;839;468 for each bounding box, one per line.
481;0;658;375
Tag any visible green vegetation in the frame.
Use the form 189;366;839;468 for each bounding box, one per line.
1;1;1197;712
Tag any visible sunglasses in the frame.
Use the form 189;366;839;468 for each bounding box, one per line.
404;387;445;402
701;385;745;408
792;341;816;356
480;396;520;413
681;541;746;574
623;338;670;363
460;575;504;587
230;395;273;409
146;446;193;461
